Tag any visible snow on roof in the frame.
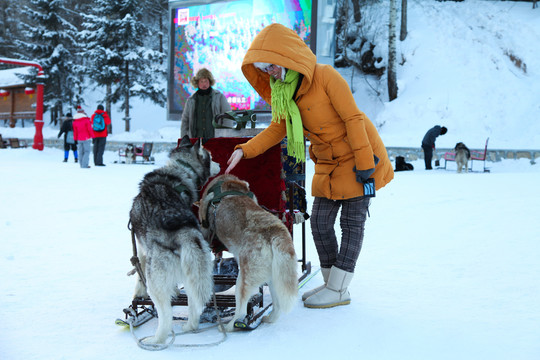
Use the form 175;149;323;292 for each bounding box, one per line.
0;67;32;88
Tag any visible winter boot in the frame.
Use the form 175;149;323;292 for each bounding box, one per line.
303;266;353;309
302;267;331;301
63;158;68;162
74;158;78;163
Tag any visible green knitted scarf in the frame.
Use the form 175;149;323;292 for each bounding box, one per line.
270;69;305;163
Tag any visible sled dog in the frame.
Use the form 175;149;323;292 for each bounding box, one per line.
125;143;135;164
454;142;471;173
129;136;220;344
199;174;298;331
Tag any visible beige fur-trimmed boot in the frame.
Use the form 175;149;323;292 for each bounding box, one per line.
301;267;331;301
303;266;353;308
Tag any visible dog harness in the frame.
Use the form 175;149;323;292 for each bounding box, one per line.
202;180;254;229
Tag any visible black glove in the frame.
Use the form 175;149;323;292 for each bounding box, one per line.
355;167;374;183
353;155;379;183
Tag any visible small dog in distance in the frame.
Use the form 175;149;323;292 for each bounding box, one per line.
125;143;135;164
454;142;471;173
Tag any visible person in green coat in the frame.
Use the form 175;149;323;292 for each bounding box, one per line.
180;68;231;139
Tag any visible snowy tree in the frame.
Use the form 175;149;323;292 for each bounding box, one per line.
142;0;168;55
15;0;80;125
400;0;407;41
0;0;24;58
388;0;398;101
334;0;385;77
80;0;166;132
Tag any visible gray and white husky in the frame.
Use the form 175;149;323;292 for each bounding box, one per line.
199;174;298;331
454;142;471;173
129;135;220;344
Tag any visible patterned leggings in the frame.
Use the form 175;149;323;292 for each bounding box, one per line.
310;196;370;273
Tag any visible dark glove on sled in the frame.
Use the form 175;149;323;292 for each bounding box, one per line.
353;155;379;183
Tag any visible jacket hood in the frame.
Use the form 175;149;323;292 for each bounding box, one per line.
241;23;316;104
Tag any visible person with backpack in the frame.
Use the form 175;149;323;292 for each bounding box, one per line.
90;105;111;166
57;112;78;163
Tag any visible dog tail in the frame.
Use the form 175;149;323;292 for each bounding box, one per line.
179;230;214;312
271;232;298;314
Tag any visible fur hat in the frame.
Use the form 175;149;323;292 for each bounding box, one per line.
253;62;272;71
191;68;216;88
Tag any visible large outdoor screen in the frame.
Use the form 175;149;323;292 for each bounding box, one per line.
168;0;315;119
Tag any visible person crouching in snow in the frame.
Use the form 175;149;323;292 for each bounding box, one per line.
225;23;394;309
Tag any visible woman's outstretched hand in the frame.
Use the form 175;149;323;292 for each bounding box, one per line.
225;148;244;174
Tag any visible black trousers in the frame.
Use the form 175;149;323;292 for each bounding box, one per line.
422;144;433;169
93;137;107;165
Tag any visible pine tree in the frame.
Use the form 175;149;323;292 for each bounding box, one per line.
81;0;165;132
142;0;168;54
0;0;23;58
387;0;398;101
15;0;80;124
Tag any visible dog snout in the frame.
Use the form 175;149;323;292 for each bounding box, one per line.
210;160;220;176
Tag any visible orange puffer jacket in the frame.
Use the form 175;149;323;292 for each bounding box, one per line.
238;23;394;200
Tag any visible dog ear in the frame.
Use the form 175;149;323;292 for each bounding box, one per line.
177;135;193;149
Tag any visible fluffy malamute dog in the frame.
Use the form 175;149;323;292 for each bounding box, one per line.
125;143;135;164
455;142;471;173
199;174;298;331
129;136;220;344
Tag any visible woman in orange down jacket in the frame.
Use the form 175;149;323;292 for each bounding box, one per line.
225;23;394;309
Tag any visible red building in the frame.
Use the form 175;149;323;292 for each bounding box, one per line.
0;66;36;128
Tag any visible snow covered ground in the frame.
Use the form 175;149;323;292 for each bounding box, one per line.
1;0;539;359
0;148;539;359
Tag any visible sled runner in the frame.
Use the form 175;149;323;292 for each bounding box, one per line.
118;136;312;332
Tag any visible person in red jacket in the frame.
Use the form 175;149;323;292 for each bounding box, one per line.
90;105;111;166
72;111;93;169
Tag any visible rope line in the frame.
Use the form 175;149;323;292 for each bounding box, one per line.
129;291;228;351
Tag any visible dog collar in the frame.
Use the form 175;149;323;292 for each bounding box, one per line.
173;183;190;196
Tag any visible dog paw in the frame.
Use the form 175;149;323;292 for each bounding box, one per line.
142;336;165;345
224;321;237;332
133;283;148;298
133;290;149;299
262;313;278;323
182;322;198;332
